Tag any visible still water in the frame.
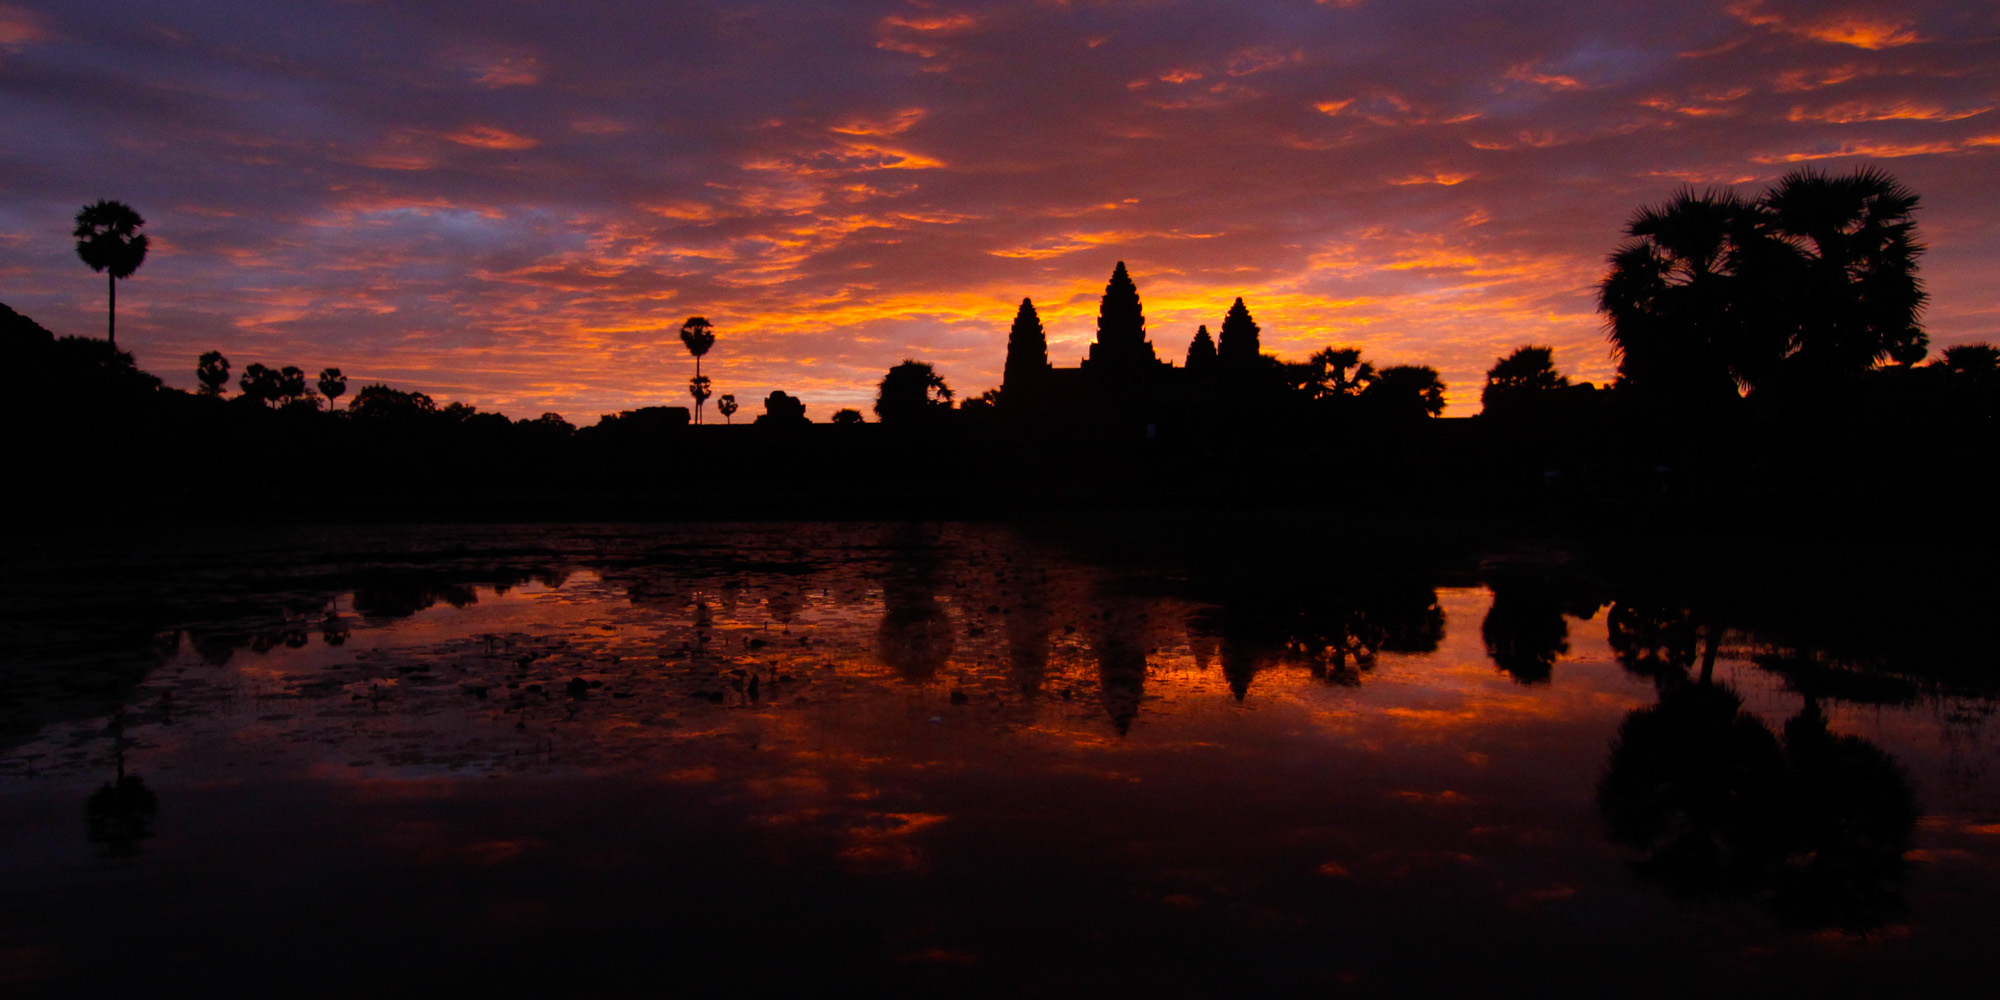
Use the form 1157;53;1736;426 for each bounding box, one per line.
2;522;1996;996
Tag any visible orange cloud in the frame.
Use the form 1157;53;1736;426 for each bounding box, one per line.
880;13;976;33
1787;101;1991;124
744;140;946;178
987;230;1221;260
1315;92;1479;126
1753;137;1997;162
1800;18;1924;49
1503;63;1586;91
1637;87;1752;117
445;126;538;150
1772;64;1870;93
1467;131;1574;150
1728;2;1924;50
1643;168;1762;185
829;108;928;137
875;10;976;63
1040;199;1141;219
1390;171;1474;186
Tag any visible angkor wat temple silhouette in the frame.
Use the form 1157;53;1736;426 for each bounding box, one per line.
1000;261;1265;440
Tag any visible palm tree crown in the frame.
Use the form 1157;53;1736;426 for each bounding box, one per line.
680;316;715;364
1764;167;1927;376
1599;188;1765;401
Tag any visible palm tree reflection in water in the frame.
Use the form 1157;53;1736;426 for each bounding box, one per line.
1599;671;1916;931
85;714;157;858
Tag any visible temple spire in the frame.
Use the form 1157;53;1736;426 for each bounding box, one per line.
1217;297;1261;366
1002;297;1049;392
1085;261;1160;370
1186;325;1217;373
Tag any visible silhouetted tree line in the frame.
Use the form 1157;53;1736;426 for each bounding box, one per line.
14;166;2000;521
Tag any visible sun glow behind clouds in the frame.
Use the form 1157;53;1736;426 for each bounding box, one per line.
2;0;1997;420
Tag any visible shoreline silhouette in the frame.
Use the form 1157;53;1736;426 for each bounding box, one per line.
9;169;1997;533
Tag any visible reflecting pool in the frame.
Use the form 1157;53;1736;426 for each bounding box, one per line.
2;523;1996;996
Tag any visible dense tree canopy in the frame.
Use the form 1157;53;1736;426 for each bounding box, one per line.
755;390;808;428
1764;167;1927;380
875;360;953;424
1934;343;1999;376
1362;365;1447;419
1600;168;1927;400
1482;346;1570;413
196;351;230;396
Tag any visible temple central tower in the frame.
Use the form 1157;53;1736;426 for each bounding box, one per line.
1082;261;1163;373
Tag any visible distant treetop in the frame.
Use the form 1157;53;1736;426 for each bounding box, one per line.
875;359;953;424
1482;345;1570;413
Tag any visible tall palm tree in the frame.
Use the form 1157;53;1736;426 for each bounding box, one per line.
679;316;715;423
1763;167;1927;379
196;351;230;396
1306;346;1375;399
73;200;150;348
318;368;347;411
1599;189;1774;400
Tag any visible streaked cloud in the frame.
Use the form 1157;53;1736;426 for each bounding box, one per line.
1729;2;1926;50
1786;101;1991;123
444;126;539;150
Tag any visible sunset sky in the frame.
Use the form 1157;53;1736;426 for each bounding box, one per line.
3;0;1997;419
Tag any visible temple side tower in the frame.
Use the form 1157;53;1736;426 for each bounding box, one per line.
1186;325;1218;373
1001;297;1050;394
1216;297;1262;367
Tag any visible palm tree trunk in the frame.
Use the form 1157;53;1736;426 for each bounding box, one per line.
108;273;116;348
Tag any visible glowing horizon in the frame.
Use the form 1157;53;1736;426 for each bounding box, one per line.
3;0;1996;420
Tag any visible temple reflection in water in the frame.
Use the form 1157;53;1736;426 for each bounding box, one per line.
0;522;1993;995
